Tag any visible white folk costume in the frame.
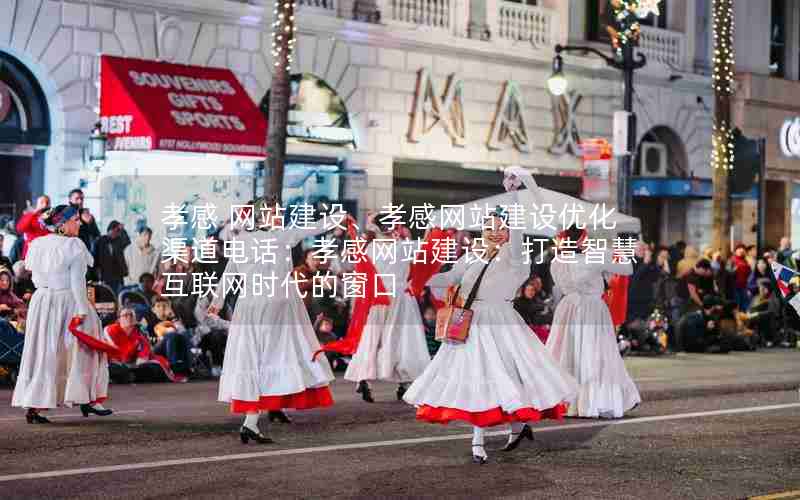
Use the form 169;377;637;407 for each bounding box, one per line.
343;238;431;385
547;239;641;418
404;167;578;462
12;234;110;410
212;220;336;418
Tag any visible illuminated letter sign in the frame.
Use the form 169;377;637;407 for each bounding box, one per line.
408;69;466;147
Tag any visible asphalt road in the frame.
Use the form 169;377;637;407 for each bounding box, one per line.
1;351;799;500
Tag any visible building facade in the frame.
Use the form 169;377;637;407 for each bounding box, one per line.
0;0;753;247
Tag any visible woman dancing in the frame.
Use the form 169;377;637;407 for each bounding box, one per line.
209;196;339;444
12;205;113;423
546;225;641;418
403;166;578;464
342;215;432;402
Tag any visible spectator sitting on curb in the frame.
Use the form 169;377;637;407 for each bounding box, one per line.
746;278;785;348
106;308;186;383
675;295;732;354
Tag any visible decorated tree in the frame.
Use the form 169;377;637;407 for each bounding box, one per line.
710;0;735;255
265;0;297;203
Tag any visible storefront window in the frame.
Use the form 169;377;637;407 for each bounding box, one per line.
770;0;786;77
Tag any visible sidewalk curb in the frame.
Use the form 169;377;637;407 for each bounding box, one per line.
640;381;800;402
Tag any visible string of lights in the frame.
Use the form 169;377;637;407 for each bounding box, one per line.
607;0;661;55
711;0;735;171
271;0;297;72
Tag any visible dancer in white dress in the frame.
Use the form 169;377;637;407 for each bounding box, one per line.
546;225;641;418
343;216;431;402
403;166;578;464
12;205;113;423
209;196;339;444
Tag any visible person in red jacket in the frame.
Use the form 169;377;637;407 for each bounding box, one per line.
106;308;185;383
730;244;751;311
15;195;50;260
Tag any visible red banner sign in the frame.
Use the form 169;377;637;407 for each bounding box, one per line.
581;138;612;202
99;55;267;157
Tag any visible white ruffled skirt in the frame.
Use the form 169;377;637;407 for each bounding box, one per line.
403;302;578;427
218;295;335;413
345;293;431;383
12;288;109;409
547;293;641;418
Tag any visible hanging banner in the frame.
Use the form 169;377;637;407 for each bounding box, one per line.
581;138;612;202
99;55;267;157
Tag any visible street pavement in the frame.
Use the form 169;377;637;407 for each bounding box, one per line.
1;350;799;499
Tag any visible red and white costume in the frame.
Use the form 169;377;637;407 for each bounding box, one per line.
12;235;110;409
547;246;641;418
403;171;578;428
212;221;335;414
317;228;450;385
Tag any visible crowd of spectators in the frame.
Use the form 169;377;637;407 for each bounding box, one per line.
1;189;799;386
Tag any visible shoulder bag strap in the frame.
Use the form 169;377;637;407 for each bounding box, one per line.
464;251;498;310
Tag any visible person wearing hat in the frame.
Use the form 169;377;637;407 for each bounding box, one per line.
206;195;342;444
546;223;641;419
675;295;731;353
93;220;129;295
11;205;113;423
403;166;578;464
338;211;432;403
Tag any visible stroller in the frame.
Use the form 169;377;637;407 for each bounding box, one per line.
119;288;151;322
0;318;24;386
89;282;119;328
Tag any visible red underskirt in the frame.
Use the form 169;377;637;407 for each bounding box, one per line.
230;386;334;414
416;402;568;427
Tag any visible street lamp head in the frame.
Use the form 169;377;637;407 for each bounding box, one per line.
547;54;568;96
88;122;108;169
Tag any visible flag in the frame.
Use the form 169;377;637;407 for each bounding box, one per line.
771;261;800;316
771;261;797;298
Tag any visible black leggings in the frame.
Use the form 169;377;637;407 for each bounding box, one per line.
198;330;227;367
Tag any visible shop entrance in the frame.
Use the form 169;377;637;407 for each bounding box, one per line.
0;51;51;219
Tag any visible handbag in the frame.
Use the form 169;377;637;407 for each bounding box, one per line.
435;252;497;344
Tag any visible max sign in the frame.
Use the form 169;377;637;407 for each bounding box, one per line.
780;118;800;158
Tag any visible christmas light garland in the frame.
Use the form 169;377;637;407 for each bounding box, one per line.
710;0;736;171
711;122;735;171
271;0;297;72
606;0;661;55
711;0;735;95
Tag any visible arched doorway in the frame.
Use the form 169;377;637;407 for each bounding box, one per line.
632;125;689;246
0;51;51;219
259;73;356;211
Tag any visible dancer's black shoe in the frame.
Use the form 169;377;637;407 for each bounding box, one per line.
396;384;407;401
240;426;274;444
80;404;113;417
472;445;488;465
356;381;374;403
501;424;534;452
25;409;50;424
268;410;292;424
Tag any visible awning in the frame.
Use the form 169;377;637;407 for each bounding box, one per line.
631;177;757;199
99;55;266;157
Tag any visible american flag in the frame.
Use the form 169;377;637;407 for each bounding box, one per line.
771;261;800;314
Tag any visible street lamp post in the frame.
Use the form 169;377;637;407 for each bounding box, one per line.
547;43;646;215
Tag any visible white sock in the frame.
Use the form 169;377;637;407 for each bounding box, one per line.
243;413;260;433
508;422;525;444
92;403;106;410
472;426;487;458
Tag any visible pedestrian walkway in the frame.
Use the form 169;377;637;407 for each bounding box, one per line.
625;349;800;399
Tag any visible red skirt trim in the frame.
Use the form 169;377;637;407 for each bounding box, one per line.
230;386;334;414
415;402;568;427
